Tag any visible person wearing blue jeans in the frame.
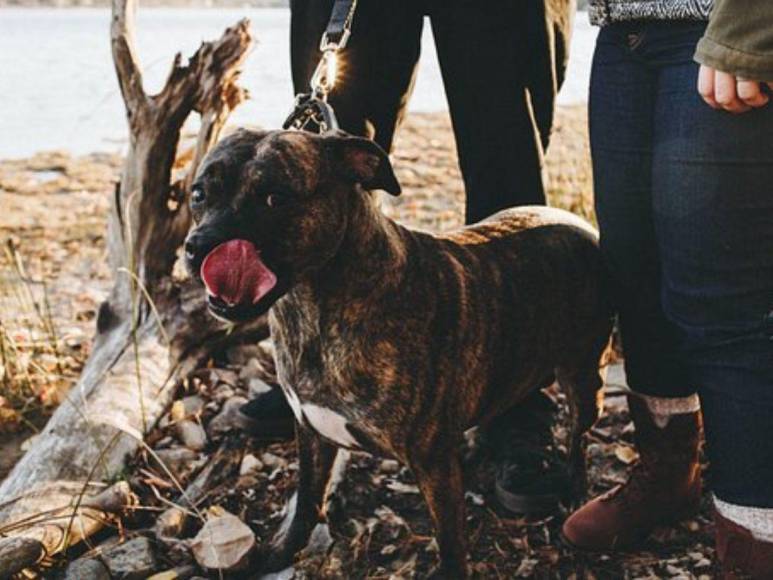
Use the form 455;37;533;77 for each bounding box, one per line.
562;1;773;576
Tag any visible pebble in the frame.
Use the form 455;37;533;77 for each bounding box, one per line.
153;448;200;480
146;566;196;580
260;451;285;470
304;523;334;556
155;506;187;538
212;384;237;404
170;396;205;421
208;396;250;435
379;459;400;474
101;537;157;579
247;377;273;398
240;453;264;476
238;357;263;381
190;508;256;571
65;558;110;580
226;344;262;366
176;420;207;451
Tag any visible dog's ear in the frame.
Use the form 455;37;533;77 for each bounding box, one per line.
325;133;401;196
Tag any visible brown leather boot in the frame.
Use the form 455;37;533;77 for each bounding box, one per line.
715;508;773;579
561;394;702;551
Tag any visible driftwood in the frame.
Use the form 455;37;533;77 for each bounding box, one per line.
0;0;260;570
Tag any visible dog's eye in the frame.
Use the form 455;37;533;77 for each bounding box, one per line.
190;187;206;206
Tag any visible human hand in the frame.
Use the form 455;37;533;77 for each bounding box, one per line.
698;64;773;113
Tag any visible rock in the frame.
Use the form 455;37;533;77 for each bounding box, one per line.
212;384;237;404
20;433;39;452
247;377;273;399
379;459;400;474
153;447;200;481
82;480;136;513
176;420;207;451
101;537;157;579
0;536;44;576
170;396;205;421
238;357;263;381
695;558;712;569
65;558;110;580
226;344;262;366
258;568;295;580
155;506;187;538
194;367;239;387
386;480;420;494
304;523;333;556
208;396;250;435
190;508;256;571
147;566;196;580
240;453;264;476
260;451;285;470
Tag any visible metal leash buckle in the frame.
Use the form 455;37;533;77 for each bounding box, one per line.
283;0;357;134
282;93;338;133
283;47;341;132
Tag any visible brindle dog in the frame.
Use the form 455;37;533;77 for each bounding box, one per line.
184;128;612;578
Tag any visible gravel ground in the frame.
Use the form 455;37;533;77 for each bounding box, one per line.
0;108;719;579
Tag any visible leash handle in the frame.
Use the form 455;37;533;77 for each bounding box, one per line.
283;0;358;133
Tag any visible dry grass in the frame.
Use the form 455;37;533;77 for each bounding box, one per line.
0;241;70;431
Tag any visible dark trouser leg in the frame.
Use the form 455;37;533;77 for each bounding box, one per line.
590;23;692;397
651;33;773;508
429;0;549;224
290;0;423;152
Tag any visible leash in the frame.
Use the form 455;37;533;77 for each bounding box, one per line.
283;0;359;133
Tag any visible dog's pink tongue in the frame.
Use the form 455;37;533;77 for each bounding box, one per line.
200;240;277;306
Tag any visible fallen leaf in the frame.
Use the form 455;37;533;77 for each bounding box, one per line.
614;444;639;465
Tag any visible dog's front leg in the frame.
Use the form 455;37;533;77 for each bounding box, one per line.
261;423;340;573
411;449;469;579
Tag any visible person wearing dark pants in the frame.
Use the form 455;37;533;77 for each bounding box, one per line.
562;1;773;576
285;0;578;514
290;0;572;224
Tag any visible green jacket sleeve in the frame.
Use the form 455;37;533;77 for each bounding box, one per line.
694;0;773;80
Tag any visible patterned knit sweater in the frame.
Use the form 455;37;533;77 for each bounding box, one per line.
589;0;713;26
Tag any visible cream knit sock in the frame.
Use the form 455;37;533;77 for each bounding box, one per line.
715;496;773;542
637;392;701;428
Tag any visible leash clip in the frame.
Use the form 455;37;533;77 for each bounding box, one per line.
282;0;357;134
282;93;339;133
309;48;339;99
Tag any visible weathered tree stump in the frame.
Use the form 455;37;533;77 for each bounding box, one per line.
0;0;261;571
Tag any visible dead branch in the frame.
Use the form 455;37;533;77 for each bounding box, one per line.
0;0;256;566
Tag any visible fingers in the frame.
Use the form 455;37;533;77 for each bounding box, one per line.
714;71;752;113
737;79;769;108
698;65;770;113
698;65;719;108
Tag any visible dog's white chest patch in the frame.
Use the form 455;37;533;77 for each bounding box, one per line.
301;403;359;449
282;385;304;423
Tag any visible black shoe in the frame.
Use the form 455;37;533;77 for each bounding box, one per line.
488;390;571;515
239;386;296;439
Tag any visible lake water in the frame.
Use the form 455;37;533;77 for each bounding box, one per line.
0;8;597;159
